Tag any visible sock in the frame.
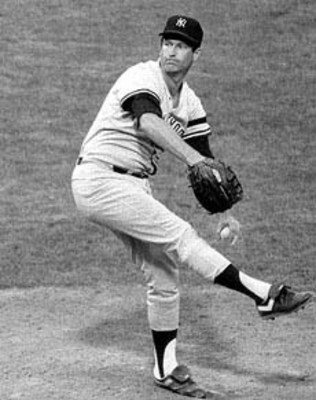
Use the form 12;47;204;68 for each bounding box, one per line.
152;329;178;379
214;264;271;304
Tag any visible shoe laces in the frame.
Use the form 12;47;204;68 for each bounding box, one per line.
269;283;290;301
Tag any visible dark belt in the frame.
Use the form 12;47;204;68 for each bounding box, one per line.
76;157;148;179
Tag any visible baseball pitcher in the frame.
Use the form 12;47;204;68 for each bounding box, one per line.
71;15;313;398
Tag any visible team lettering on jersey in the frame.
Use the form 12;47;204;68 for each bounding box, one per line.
164;114;186;138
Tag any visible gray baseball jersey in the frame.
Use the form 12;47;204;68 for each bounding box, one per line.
79;59;211;175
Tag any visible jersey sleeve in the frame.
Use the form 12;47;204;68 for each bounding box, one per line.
122;93;163;128
122;93;162;119
184;90;212;140
185;135;214;158
114;63;162;110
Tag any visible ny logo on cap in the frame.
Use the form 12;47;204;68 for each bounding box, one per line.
176;17;187;28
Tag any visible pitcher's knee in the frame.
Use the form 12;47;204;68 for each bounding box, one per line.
176;226;230;281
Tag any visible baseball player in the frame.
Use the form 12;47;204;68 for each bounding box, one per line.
71;15;313;398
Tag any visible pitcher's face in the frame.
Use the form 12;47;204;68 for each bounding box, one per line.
159;39;199;75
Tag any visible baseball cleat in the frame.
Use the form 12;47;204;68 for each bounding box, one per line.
154;364;224;399
257;283;313;320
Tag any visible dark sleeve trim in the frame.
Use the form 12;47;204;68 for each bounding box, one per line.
122;92;162;120
183;127;212;139
184;135;214;158
121;89;160;108
187;116;207;127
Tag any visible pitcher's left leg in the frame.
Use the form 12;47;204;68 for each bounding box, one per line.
117;233;181;380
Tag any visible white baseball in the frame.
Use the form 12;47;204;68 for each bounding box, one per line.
220;226;231;240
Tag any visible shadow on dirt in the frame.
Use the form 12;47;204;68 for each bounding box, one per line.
76;308;150;349
77;310;314;389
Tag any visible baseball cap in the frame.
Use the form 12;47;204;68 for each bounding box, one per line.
159;15;203;49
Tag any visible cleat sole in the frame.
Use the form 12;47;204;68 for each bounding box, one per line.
259;294;313;321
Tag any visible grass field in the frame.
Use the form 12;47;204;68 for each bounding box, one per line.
1;0;315;399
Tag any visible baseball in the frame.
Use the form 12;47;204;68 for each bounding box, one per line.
220;226;231;240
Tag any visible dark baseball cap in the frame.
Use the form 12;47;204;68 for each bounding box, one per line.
159;15;203;49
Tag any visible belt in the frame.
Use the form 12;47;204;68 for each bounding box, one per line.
76;157;148;179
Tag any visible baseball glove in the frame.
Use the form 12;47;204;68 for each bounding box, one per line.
188;158;243;214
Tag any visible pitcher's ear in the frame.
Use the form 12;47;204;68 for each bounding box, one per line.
193;47;201;62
